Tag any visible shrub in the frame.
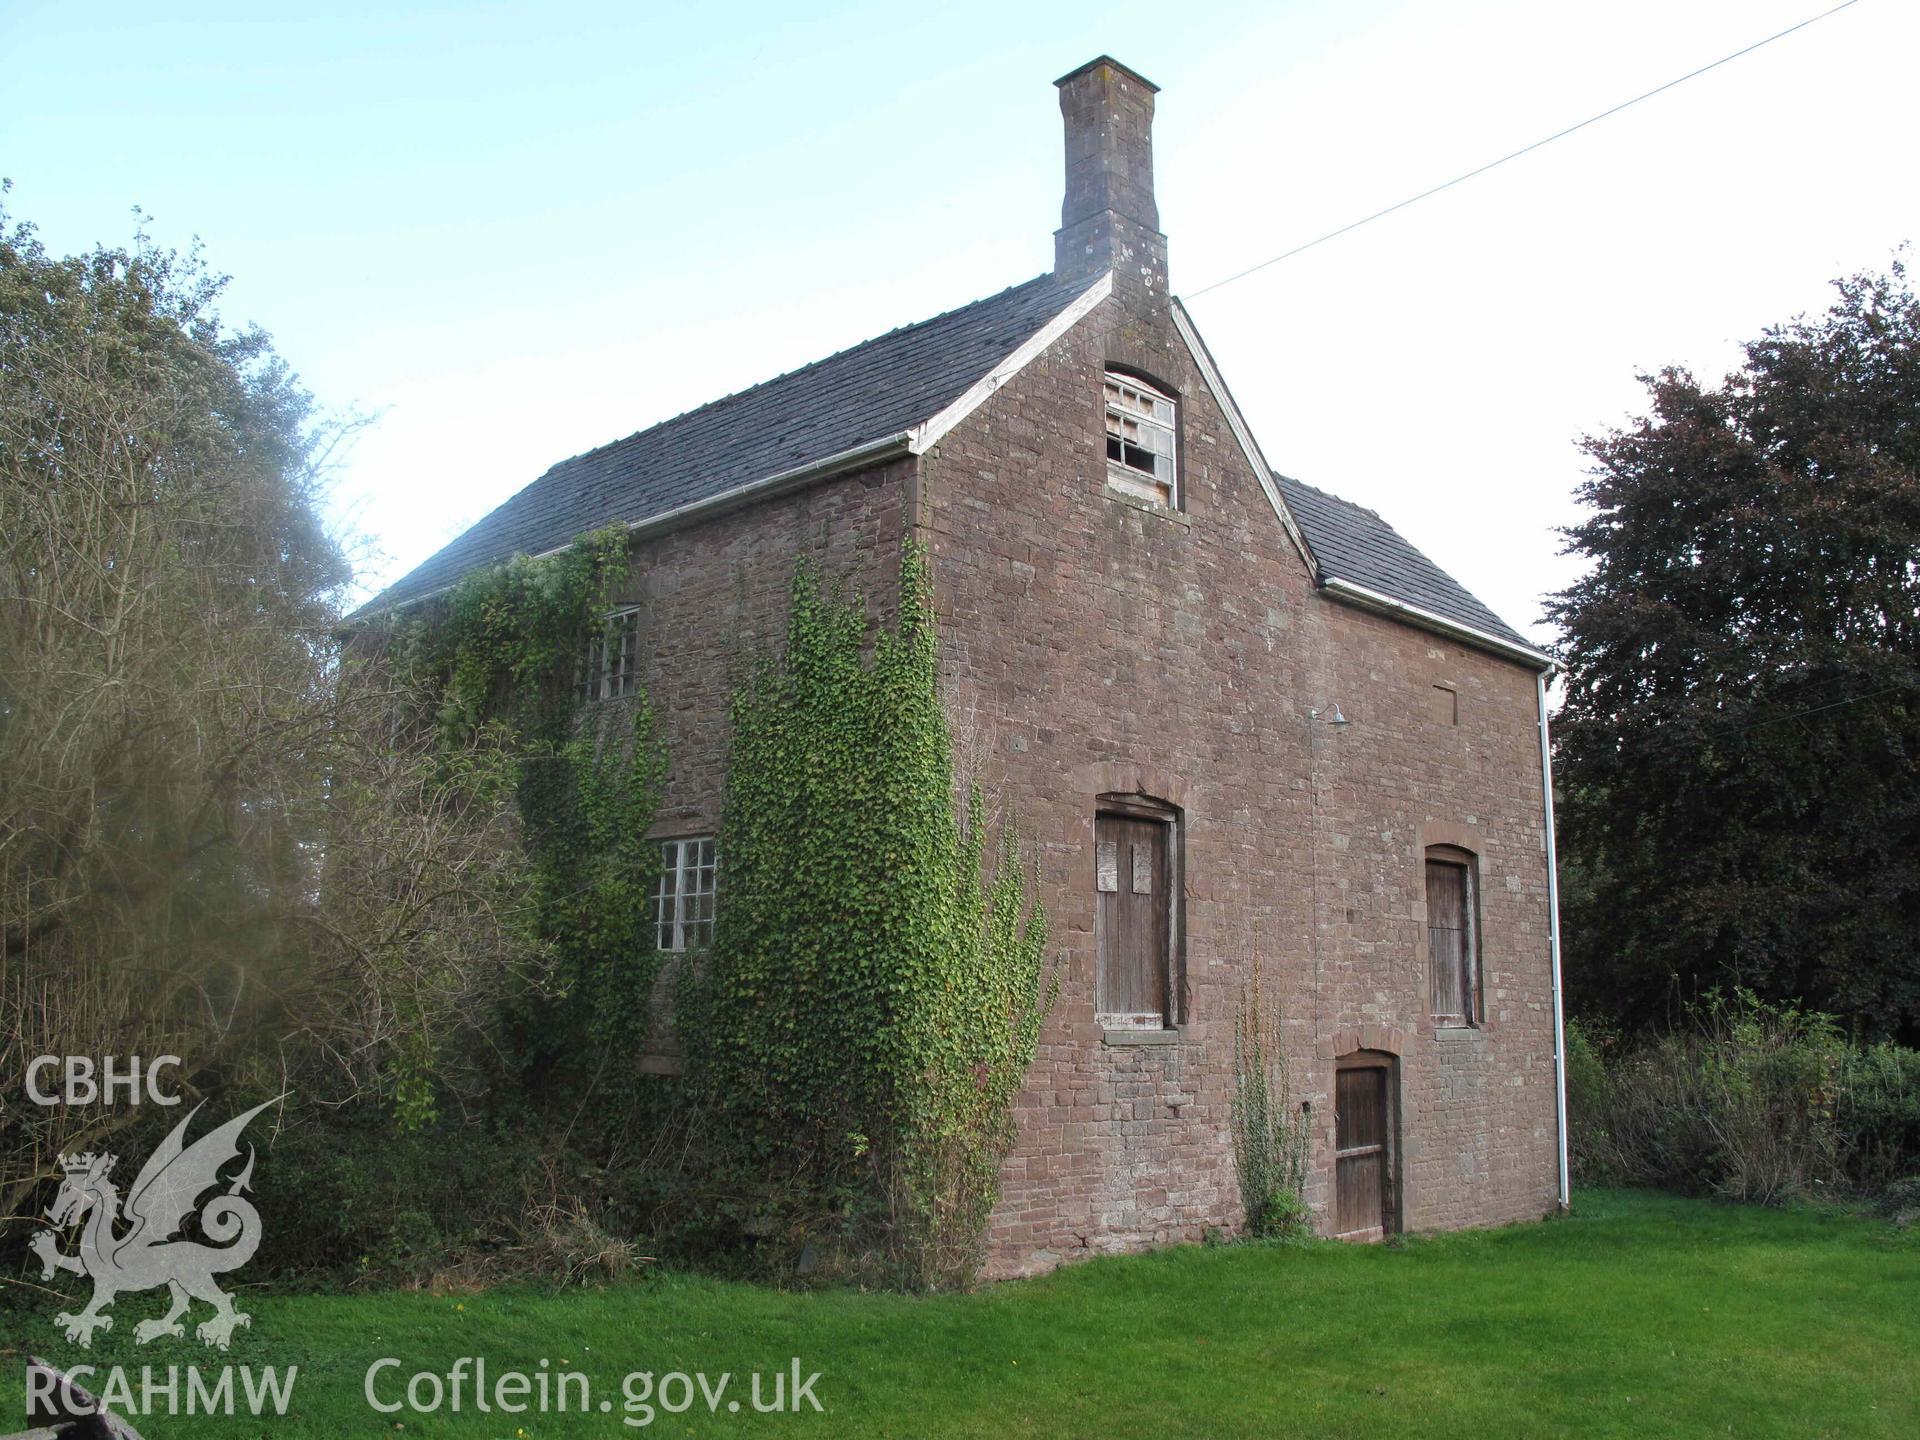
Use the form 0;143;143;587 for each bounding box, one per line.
1563;1018;1619;1186
1873;1175;1920;1226
1565;992;1844;1203
253;1106;548;1284
1567;992;1920;1205
1837;1043;1920;1193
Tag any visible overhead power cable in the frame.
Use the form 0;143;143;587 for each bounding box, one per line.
1184;0;1866;301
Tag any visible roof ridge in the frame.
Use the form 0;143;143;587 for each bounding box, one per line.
540;273;1065;476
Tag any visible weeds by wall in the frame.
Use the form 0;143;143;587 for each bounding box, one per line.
1231;963;1312;1238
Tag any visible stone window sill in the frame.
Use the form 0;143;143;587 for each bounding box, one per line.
1434;1023;1485;1041
1103;487;1192;527
1102;1026;1183;1047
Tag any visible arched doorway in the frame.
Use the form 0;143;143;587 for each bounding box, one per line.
1334;1051;1400;1240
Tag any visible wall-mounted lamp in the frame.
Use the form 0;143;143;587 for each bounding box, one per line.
1308;703;1351;728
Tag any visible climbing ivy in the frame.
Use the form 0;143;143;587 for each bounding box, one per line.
430;525;630;747
686;543;1055;1287
399;525;667;1118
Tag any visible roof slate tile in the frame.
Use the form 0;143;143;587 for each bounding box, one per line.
356;274;1533;663
1274;472;1536;652
359;273;1089;614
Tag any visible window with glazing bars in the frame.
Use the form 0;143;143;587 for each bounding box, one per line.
578;606;642;701
654;837;716;952
1104;372;1178;507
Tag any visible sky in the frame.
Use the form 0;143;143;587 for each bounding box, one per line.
5;0;1914;646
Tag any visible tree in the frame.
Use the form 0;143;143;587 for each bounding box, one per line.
0;197;529;1234
1548;260;1920;1041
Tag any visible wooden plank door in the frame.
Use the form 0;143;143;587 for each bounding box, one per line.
1335;1065;1391;1239
1094;813;1169;1026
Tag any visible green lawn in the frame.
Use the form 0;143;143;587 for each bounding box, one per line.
4;1190;1915;1439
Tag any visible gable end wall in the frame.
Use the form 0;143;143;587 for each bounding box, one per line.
913;292;1558;1274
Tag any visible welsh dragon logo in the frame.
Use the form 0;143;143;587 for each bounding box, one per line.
29;1099;276;1350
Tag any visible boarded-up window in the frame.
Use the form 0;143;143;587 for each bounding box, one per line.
1095;804;1173;1028
1426;848;1478;1026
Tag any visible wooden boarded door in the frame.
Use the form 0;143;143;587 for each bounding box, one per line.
1335;1062;1394;1239
1095;811;1169;1026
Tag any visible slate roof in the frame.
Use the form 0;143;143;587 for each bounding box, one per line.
1274;472;1539;655
357;270;1537;664
358;272;1092;615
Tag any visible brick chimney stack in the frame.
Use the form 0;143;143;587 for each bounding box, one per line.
1053;56;1167;302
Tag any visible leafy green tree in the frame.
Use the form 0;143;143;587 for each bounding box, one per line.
1548;261;1920;1041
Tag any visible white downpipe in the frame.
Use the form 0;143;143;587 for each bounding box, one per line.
1536;668;1570;1210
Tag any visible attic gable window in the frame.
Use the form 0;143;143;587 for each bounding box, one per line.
578;606;641;702
1104;372;1177;508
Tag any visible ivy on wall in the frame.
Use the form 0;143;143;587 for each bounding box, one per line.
399;525;667;1119
685;543;1055;1287
367;533;1050;1285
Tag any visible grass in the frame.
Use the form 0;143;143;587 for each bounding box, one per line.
3;1190;1915;1439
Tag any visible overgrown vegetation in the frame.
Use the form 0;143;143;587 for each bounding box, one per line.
1567;992;1920;1209
0;183;684;1281
0;197;543;1247
1839;1039;1920;1195
396;530;669;1124
1230;964;1311;1239
249;530;678;1283
0;197;1050;1293
681;547;1055;1288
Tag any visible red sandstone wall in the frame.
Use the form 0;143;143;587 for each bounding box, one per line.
612;459;911;1065
590;289;1558;1272
913;294;1559;1275
610;459;910;830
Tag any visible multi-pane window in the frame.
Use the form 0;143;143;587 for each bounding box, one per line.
578;606;642;702
1103;372;1178;508
654;836;716;952
1426;847;1479;1026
